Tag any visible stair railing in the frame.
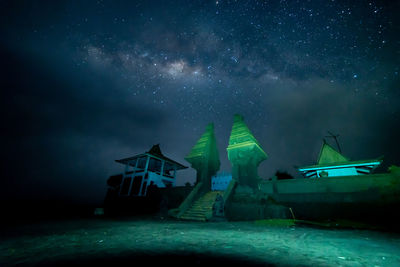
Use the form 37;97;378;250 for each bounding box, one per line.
223;179;237;204
175;182;204;218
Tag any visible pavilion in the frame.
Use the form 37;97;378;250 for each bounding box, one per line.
115;144;187;197
298;141;382;178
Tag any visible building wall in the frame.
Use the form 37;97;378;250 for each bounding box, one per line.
225;185;291;221
211;172;232;191
225;172;400;223
259;173;400;196
317;167;358;177
159;186;194;209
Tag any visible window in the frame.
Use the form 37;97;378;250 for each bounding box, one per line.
137;157;148;170
148;158;162;173
163;162;174;177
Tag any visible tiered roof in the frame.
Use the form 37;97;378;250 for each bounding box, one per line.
116;144;187;170
227;114;267;160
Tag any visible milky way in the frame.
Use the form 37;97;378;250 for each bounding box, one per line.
1;0;399;203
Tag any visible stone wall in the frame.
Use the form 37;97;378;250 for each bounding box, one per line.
159;186;194;209
225;173;400;224
259;173;400;208
225;185;291;221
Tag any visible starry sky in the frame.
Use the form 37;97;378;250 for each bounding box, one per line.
1;0;399;205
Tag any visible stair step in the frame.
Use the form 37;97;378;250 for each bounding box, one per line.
185;212;207;216
185;208;207;212
184;215;206;219
182;214;206;218
181;218;206;222
183;214;206;218
181;216;206;220
179;191;224;222
187;211;209;215
184;209;208;213
190;209;211;212
180;216;206;221
190;207;212;210
189;213;208;216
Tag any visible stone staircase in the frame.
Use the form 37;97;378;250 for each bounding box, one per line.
179;191;224;221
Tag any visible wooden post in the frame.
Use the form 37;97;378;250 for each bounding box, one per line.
160;160;165;176
138;156;150;196
128;159;139;196
119;160;130;196
173;165;177;186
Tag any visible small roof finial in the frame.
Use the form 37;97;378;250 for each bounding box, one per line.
233;114;243;122
147;144;163;157
325;131;342;153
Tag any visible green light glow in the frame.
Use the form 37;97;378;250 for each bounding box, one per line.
299;161;381;171
185;123;220;189
227;114;267;188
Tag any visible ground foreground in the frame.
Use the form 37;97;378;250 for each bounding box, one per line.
1;217;400;266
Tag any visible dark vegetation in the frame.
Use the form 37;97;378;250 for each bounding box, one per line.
104;174;192;217
275;171;294;180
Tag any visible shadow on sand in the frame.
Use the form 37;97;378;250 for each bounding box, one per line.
37;252;274;267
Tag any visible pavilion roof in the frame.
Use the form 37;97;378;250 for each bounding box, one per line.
115;144;188;170
298;141;382;171
227;114;267;159
317;142;349;165
298;158;383;171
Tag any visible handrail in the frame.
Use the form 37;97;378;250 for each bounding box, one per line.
223;179;237;203
176;182;204;218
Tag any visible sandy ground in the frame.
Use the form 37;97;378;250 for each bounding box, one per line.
1;216;400;266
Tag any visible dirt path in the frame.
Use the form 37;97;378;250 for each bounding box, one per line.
1;217;400;266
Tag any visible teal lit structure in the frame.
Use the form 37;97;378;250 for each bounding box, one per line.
115;144;187;196
106;114;400;227
170;123;224;221
298;141;382;178
172;114;400;225
227;114;267;189
171;115;268;221
184;123;220;191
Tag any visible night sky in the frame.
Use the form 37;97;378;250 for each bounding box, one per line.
1;0;399;205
